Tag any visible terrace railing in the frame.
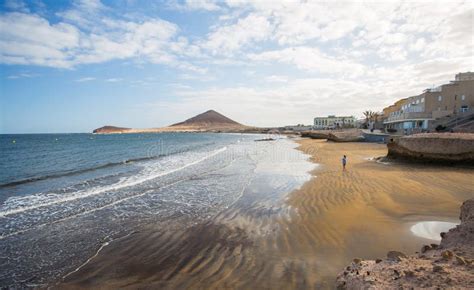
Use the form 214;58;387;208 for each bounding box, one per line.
383;112;433;123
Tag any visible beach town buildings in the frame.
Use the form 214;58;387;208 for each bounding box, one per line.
382;72;474;134
313;115;356;129
282;124;313;131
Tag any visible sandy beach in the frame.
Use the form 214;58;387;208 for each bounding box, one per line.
60;139;474;289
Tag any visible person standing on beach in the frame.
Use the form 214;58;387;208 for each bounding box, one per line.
342;155;347;170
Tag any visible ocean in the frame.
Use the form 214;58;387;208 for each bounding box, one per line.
0;133;314;287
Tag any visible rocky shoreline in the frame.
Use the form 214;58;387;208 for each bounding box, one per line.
301;129;365;142
387;133;474;165
336;199;474;289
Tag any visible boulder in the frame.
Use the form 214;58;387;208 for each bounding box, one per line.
387;251;407;262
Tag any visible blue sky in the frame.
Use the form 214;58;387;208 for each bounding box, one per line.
0;0;472;133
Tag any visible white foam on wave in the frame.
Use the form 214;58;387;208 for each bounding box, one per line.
0;146;227;218
410;221;458;241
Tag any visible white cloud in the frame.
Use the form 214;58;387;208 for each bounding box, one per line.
183;0;221;11
167;0;221;11
165;77;387;126
6;72;38;79
265;75;289;83
0;12;80;67
105;78;122;82
4;0;30;12
0;5;205;72
75;77;96;82
249;46;367;78
201;13;272;55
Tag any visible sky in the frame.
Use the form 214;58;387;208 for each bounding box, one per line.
0;0;472;133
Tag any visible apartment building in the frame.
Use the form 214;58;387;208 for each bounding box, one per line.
313;115;356;129
383;72;474;134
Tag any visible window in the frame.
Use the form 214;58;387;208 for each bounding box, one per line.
438;95;442;101
416;99;420;104
462;95;465;101
421;97;425;103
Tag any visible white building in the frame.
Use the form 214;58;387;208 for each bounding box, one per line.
313;115;356;129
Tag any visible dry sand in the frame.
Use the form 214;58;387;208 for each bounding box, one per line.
59;139;474;289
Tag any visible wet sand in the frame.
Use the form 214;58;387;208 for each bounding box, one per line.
60;139;474;289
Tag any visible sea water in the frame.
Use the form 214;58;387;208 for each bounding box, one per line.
0;133;314;287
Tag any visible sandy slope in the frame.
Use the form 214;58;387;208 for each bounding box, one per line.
59;140;473;289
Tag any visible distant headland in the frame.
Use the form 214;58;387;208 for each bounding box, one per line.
93;110;259;134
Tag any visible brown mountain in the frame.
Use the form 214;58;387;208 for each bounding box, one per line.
92;110;254;134
171;110;242;128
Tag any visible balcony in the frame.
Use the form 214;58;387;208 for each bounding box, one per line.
383;112;433;123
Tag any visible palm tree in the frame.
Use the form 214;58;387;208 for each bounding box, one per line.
363;110;373;128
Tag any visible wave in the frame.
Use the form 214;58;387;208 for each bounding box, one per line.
0;149;201;189
0;146;228;218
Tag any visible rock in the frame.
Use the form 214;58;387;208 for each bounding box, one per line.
387;251;407;262
404;270;415;278
441;250;454;260
364;276;376;283
93;125;131;134
301;131;331;139
335;198;474;289
421;245;432;253
353;258;362;264
430;244;438;249
432;265;444;273
455;255;467;265
336;281;346;289
327;130;365;142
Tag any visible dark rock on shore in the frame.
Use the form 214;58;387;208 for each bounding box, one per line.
301;130;331;139
301;129;365;142
386;133;474;165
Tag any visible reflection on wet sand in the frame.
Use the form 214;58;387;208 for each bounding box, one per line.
61;139;473;289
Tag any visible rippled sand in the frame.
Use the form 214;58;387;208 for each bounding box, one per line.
60;140;473;289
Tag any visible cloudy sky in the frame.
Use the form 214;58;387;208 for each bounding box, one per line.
0;0;472;133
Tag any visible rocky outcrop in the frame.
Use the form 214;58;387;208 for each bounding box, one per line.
93;126;131;134
387;133;474;164
301;129;365;142
336;199;474;289
301;131;331;139
327;129;364;142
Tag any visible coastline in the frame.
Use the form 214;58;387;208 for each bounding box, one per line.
280;139;472;287
58;139;473;289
